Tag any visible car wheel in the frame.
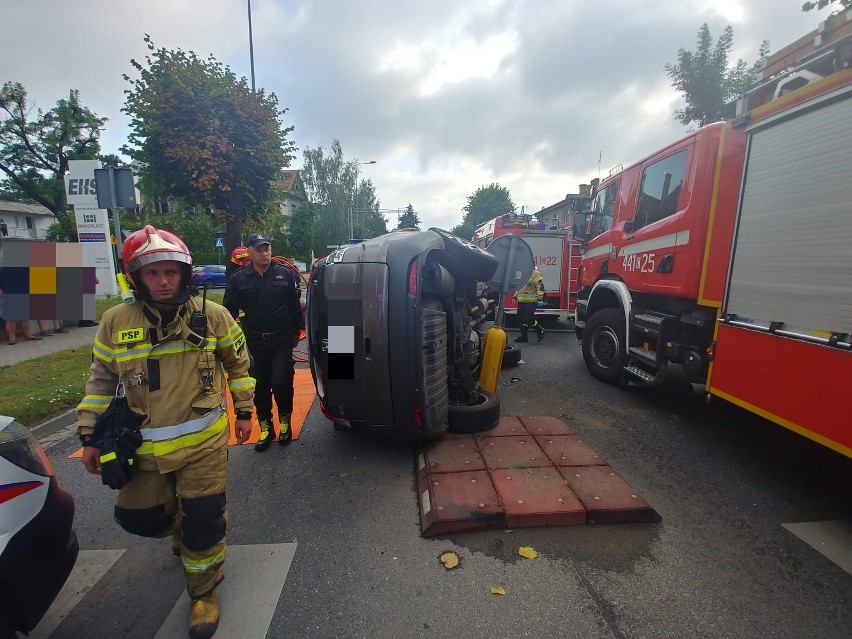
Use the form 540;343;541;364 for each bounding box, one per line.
204;279;215;290
429;227;499;281
582;307;628;385
502;343;522;367
447;389;500;433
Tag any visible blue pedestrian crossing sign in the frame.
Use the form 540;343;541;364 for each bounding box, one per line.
215;236;224;248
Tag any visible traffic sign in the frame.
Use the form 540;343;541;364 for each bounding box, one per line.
215;237;224;248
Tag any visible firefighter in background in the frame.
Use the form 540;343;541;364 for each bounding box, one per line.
76;226;255;639
230;246;250;269
224;233;304;451
514;265;546;342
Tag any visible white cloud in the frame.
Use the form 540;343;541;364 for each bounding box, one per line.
0;0;827;232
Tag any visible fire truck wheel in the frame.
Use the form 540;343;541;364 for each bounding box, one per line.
429;227;499;281
582;307;628;385
502;343;522;367
447;390;501;433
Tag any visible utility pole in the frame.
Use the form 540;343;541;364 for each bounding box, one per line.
247;0;256;91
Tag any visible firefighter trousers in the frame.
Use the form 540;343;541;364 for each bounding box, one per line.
517;302;540;329
113;445;228;598
249;339;295;421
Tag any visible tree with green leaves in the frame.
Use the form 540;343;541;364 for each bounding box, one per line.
451;183;516;239
286;201;319;263
122;35;295;268
397;203;421;230
803;0;851;11
665;24;770;128
300;139;380;248
362;209;388;238
0;82;107;240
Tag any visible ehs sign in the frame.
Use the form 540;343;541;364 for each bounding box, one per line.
64;159;102;206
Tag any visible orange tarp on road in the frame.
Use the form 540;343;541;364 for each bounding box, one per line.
227;367;315;444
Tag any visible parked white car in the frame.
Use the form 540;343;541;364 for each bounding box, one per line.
0;415;78;635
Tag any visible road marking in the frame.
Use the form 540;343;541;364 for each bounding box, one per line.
154;543;297;638
782;520;852;575
25;549;125;639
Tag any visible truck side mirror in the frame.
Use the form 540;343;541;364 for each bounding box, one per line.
624;220;635;233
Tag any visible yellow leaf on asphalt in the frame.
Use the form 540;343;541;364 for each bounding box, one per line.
490;586;506;595
518;546;539;559
439;551;460;569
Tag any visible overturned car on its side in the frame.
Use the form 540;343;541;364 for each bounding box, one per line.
307;228;502;442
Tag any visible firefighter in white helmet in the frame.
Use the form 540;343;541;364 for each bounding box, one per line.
76;225;255;639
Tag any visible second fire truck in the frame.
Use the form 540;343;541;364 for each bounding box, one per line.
472;211;584;321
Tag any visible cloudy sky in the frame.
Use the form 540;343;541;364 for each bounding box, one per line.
0;0;833;231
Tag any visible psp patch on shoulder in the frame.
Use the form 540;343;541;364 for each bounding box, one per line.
116;327;145;344
233;332;246;356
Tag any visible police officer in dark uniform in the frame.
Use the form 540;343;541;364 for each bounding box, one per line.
223;233;303;451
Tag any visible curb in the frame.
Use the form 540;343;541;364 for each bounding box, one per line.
30;408;77;440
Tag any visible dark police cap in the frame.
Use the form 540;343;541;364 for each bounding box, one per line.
246;233;272;247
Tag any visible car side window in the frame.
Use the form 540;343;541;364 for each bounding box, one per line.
634;150;687;231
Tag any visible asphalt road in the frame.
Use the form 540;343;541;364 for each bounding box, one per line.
36;321;852;638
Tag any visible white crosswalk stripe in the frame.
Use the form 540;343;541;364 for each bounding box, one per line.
155;544;297;638
20;544;296;638
23;550;125;639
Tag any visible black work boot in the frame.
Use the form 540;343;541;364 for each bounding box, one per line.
278;414;292;445
514;327;528;343
255;419;274;452
535;324;545;342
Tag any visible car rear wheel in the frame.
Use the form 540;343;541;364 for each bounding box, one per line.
447;389;500;433
502;343;522;367
204;279;215;289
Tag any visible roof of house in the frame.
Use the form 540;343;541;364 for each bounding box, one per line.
271;170;300;192
0;201;55;217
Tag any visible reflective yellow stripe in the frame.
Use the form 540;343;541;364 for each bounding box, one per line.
136;412;229;457
77;395;113;411
100;451;117;463
140;407;224;441
182;546;226;573
93;339;115;364
228;376;255;392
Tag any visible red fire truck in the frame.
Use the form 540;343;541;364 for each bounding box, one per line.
573;31;852;457
472;213;583;320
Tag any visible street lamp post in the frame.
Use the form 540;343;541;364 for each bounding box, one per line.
349;160;377;241
247;0;256;91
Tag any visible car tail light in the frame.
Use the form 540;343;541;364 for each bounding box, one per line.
0;419;54;477
407;258;419;296
411;401;422;430
319;400;349;424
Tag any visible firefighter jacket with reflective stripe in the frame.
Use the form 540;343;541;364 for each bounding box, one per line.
515;268;545;303
76;296;254;474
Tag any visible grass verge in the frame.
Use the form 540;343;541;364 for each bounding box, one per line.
0;291;225;426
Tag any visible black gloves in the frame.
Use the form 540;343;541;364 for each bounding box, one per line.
92;396;144;490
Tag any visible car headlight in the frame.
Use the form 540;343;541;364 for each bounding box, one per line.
0;417;54;477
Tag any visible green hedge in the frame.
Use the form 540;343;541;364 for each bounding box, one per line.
193;250;229;265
